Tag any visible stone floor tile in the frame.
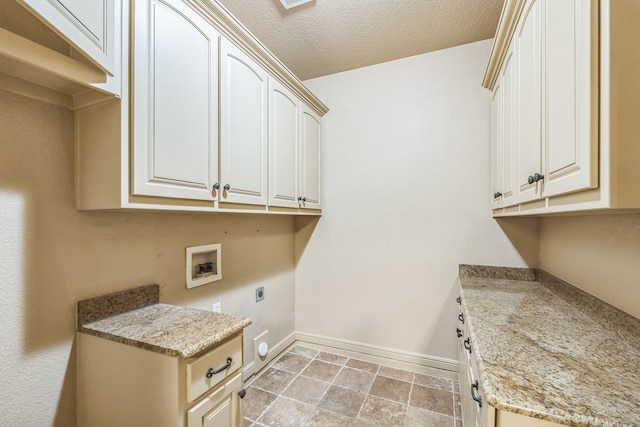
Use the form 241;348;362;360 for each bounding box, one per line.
414;372;454;392
410;383;454;416
243;386;278;421
357;394;407;427
378;365;414;382
316;385;366;418
282;375;330;406
333;366;376;392
345;358;379;373
303;408;353;426
271;352;313;374
251;368;296;395
301;359;342;383
257;396;315;427
405;406;456;427
368;375;412;404
315;351;349;366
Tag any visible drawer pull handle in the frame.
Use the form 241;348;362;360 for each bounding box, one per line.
471;380;483;408
464;338;472;353
456;328;463;338
456;296;461;304
458;313;464;323
205;357;232;378
238;389;246;399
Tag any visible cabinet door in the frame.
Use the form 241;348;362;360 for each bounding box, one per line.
515;0;543;204
220;39;268;206
188;372;243;427
132;0;219;202
499;44;516;208
17;0;116;75
300;105;322;210
268;78;300;208
543;0;598;197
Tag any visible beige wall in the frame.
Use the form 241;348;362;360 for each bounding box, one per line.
297;40;539;363
539;214;640;319
0;91;296;426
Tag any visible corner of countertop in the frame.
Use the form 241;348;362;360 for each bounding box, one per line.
77;284;160;329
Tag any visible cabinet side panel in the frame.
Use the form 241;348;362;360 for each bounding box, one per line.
75;99;123;209
608;0;640;207
77;333;181;427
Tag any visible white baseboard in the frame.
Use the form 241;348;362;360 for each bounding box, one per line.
295;332;460;380
243;331;460;383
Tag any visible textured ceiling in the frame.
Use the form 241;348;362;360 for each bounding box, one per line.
216;0;504;80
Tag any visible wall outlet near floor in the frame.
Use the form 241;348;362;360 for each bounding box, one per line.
256;286;265;302
212;301;221;313
253;330;269;373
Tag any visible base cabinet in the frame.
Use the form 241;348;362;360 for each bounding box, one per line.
77;332;245;427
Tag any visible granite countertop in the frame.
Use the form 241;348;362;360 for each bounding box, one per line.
458;265;640;427
77;285;252;358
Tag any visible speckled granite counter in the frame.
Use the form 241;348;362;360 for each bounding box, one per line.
77;284;251;358
458;265;640;427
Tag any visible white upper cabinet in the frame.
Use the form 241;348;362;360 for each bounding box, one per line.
490;80;503;209
17;0;116;75
220;38;269;206
543;0;598;198
300;105;322;210
499;43;516;208
131;0;219;202
268;78;300;209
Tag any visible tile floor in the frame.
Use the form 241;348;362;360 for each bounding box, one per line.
243;343;463;427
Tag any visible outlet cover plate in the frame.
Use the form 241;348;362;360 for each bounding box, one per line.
256;287;265;302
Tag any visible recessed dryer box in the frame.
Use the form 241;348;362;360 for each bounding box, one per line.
186;243;221;289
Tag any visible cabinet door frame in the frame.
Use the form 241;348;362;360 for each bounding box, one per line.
300;105;322;210
542;0;599;198
219;38;269;206
268;77;301;209
515;0;543;204
131;0;220;202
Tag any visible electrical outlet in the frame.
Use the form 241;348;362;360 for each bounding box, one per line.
212;301;221;313
256;287;265;302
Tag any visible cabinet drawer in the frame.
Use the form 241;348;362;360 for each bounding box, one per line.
187;335;242;403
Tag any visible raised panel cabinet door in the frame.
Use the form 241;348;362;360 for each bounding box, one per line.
490;82;502;209
132;0;219;201
268;78;300;208
220;38;268;206
188;373;243;427
499;43;516;208
515;0;543;204
543;0;598;197
17;0;116;75
300;105;322;210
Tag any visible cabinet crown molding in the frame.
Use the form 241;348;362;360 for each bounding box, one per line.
482;0;526;90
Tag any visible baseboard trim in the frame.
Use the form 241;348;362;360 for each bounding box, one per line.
295;332;459;380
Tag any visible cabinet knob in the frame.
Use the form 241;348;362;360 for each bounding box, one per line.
528;173;545;184
456;296;461;304
456;328;463;338
213;183;220;190
471;381;483;408
238;389;246;399
458;313;464;324
464;338;472;353
493;192;502;199
297;196;307;203
223;184;231;191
